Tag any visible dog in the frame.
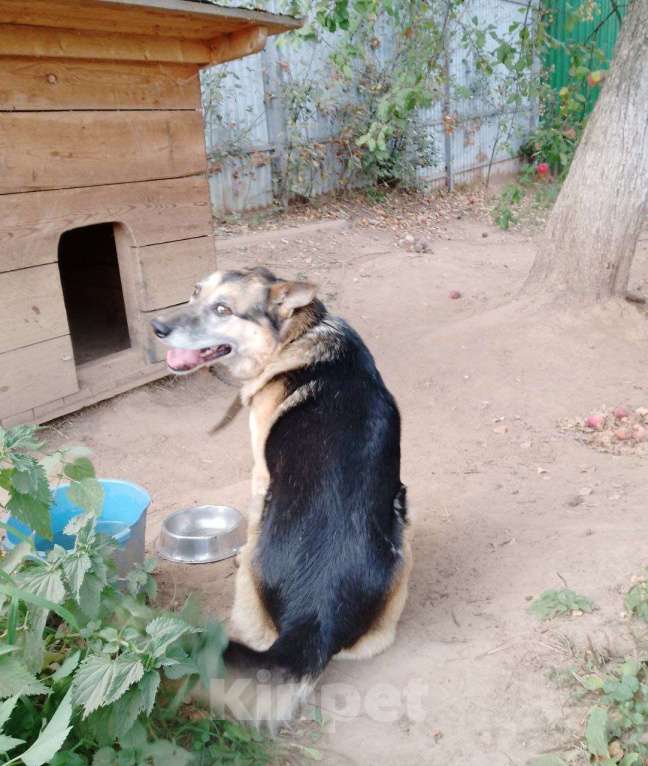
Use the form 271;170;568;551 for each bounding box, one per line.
151;266;412;722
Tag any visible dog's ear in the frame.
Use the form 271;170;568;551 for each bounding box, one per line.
269;280;317;318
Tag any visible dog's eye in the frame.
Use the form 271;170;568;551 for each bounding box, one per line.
213;303;232;316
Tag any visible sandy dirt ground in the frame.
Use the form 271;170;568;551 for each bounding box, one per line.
46;196;648;765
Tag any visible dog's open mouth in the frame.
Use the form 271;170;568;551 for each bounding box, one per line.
166;345;231;373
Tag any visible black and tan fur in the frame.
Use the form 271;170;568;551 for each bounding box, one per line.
152;267;412;721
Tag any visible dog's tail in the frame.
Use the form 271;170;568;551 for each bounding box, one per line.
211;622;330;727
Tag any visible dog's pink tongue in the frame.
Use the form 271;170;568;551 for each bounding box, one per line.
166;348;202;370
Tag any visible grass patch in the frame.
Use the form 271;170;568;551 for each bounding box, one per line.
531;575;648;765
529;589;594;621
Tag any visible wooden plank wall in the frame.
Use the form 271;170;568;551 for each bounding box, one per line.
138;236;215;311
0;111;206;194
0;57;201;110
0;49;216;425
0;338;78;420
0;176;213;272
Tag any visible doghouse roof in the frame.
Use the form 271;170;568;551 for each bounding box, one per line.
0;0;301;65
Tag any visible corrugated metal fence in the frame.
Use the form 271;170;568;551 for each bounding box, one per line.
546;0;626;114
202;0;537;217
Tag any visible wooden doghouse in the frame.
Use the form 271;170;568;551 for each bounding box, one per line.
0;0;299;427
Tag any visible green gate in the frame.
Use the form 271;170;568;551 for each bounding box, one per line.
545;0;628;114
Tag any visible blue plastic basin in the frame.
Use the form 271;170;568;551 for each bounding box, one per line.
4;479;150;562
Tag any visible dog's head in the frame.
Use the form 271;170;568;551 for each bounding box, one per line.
151;267;317;381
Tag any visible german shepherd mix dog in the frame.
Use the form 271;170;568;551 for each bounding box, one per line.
152;267;412;723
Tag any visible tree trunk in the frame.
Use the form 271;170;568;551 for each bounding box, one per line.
524;0;648;302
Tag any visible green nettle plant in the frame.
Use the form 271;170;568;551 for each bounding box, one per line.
0;426;268;766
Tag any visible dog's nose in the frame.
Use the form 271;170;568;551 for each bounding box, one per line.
151;319;172;339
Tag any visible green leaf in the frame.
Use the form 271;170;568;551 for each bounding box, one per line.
78;573;105;619
0;733;25;753
145;616;195;658
109;655;146;704
63;511;95;538
98;671;159;741
50;752;87;766
142;739;194;766
0;695;19;729
118;719;147;749
63;458;95;482
18;567;65;604
72;655;116;716
72;653;145;718
98;627;119;643
24;607;49;674
178;593;202;626
125;565;156;601
139;671;160;716
621;659;640;677
62;553;92;601
51;650;81;682
625;582;648;621
19;689;73;766
160;646;197;679
9;460;49;508
67;479;104;516
0;577;78;629
3;425;42;452
89;551;109;586
579;674;604;691
585;706;609;757
10;466;37;495
603;673;639;703
91;748;119;766
529;589;593;620
0;467;11;491
0;655;48;698
194;621;226;690
0;543;32;611
103;688;144;739
5;489;52;540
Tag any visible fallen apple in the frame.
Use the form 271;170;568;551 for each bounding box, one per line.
536;162;550;177
585;414;604;430
587;70;604;87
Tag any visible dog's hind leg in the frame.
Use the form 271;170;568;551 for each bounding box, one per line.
230;559;277;651
334;530;413;661
229;496;278;651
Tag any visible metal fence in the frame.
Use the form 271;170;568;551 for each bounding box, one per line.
546;0;626;115
201;0;538;217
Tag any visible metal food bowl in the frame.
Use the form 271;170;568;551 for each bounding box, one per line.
157;505;246;564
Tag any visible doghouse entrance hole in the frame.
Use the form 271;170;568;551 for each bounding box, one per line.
58;223;131;365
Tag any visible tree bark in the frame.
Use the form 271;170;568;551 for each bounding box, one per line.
524;0;648;302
